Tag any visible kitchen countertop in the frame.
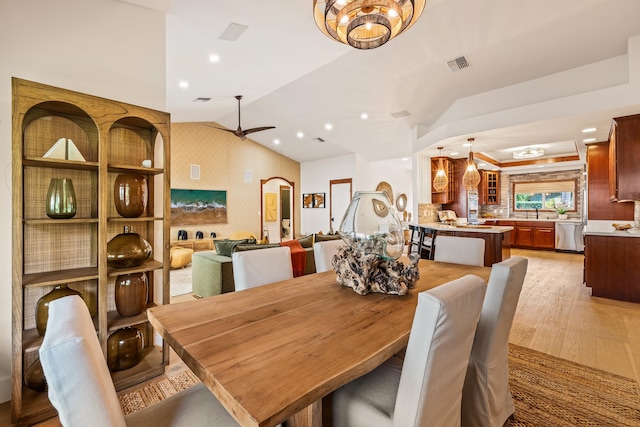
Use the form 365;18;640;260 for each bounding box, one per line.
584;220;640;237
484;217;583;223
418;222;513;234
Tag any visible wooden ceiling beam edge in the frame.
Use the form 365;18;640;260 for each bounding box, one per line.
474;152;581;169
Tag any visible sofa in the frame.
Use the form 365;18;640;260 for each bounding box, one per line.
191;234;340;298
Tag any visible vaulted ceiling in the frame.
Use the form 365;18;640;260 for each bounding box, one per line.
123;0;640;172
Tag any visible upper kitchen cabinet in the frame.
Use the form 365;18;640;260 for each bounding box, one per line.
431;156;455;204
609;114;640;202
480;170;500;205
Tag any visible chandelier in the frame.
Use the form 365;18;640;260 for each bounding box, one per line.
513;146;544;159
313;0;426;50
432;147;448;192
462;138;481;191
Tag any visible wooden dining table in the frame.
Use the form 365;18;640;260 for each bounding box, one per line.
147;259;491;427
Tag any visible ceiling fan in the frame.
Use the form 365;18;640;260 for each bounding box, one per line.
202;95;275;141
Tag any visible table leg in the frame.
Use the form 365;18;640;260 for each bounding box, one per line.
286;400;322;427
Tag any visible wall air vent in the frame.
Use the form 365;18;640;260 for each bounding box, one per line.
193;97;211;102
446;55;471;72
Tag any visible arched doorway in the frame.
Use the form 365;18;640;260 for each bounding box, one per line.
260;177;294;243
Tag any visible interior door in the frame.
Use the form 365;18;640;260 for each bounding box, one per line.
330;179;352;233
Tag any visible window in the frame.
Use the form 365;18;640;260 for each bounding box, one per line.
512;180;576;212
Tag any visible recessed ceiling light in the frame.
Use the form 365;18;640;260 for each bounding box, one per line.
296;131;304;138
583;138;596;143
462;142;472;147
360;113;368;120
479;163;487;167
450;151;458;156
179;81;189;89
402;157;408;161
273;139;280;145
582;127;597;133
537;165;545;168
325;123;333;130
209;54;220;63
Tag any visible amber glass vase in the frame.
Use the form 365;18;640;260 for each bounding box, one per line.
107;327;144;371
115;272;148;317
24;358;47;392
35;284;82;336
114;174;147;218
46;178;76;219
107;226;152;268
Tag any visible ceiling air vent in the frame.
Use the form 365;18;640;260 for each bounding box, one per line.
391;110;411;119
446;55;470;72
313;137;326;143
219;23;249;41
193;97;211;102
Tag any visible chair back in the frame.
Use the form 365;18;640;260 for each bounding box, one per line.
394;274;487;427
313;240;343;272
461;256;528;427
232;246;293;290
434;235;485;266
39;295;127;427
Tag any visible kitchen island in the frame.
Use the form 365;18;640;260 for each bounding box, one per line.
583;220;640;302
417;222;513;267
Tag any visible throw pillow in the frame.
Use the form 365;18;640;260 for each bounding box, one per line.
297;234;314;248
214;239;249;257
234;243;280;252
314;233;342;242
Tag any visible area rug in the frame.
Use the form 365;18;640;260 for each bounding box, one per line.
169;265;192;296
119;370;200;414
505;344;640;426
118;345;640;425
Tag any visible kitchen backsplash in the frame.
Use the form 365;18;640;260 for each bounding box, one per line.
480;169;585;220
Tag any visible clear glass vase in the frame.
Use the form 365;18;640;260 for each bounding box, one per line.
338;191;405;260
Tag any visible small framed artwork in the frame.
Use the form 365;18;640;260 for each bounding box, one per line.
303;193;325;208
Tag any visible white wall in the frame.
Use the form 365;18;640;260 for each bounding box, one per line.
300;154;357;234
0;0;167;403
359;159;413;219
300;154;414;233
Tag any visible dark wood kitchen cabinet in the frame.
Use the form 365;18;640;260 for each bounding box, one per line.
584;234;640;302
497;220;555;250
480;170;500;205
431;156;455;204
609;114;640;202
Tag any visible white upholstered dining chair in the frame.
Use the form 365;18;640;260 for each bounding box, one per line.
461;256;528;427
332;274;487;427
434;235;485;266
313;239;343;273
39;295;240;427
232;246;293;291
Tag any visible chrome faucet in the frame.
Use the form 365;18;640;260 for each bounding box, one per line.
535;208;539;219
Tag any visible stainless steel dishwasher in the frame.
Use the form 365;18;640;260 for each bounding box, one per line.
555;221;584;252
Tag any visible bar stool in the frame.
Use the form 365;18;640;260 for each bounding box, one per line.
407;224;424;256
420;227;437;260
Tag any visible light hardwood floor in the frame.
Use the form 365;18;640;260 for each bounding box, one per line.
2;248;639;426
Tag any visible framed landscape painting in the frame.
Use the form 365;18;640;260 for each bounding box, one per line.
170;189;227;225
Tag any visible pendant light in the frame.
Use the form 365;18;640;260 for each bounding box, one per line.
432;147;448;192
462;138;481;190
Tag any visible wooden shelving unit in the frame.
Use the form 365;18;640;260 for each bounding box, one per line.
11;78;171;425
